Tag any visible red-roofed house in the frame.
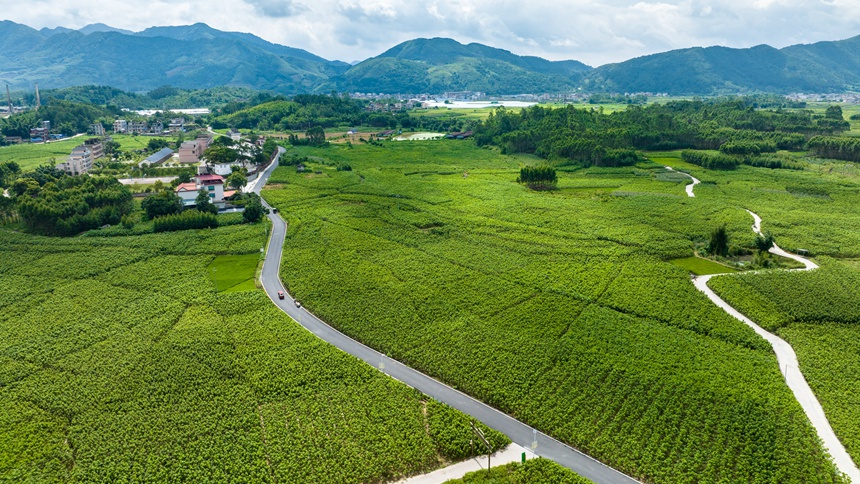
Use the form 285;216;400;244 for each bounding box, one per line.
176;175;226;207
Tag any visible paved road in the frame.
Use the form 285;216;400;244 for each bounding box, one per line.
254;148;639;484
664;166;701;198
694;211;858;482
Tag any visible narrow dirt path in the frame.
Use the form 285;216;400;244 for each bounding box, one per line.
694;211;858;482
664;166;700;197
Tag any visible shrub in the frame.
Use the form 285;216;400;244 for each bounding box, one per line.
153;210;218;232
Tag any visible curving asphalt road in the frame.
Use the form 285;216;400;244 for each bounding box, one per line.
254;149;639;484
693;211;859;482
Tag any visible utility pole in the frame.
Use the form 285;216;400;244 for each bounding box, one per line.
5;85;12;116
470;420;493;475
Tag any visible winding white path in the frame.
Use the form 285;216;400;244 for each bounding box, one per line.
693;211;858;482
664;166;701;197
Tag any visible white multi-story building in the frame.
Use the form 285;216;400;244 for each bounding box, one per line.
113;119;128;133
83;138;104;160
129;121;148;134
57;145;93;175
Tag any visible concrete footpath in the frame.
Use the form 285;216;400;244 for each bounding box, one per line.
693;210;859;483
395;445;535;484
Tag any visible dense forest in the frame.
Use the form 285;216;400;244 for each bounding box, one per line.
473;99;851;167
210;94;412;131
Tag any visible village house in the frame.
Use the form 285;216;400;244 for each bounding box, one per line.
168;118;185;134
129;121;148;135
175;174;235;208
177;133;213;164
113;119;128;133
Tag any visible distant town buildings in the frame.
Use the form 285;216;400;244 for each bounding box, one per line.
112;119;166;135
29;120;51;142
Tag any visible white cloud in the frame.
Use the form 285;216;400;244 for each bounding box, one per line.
1;0;858;65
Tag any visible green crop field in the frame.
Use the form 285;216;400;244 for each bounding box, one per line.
0;134;174;172
263;140;857;483
669;256;737;275
0;137;85;171
208;253;260;292
0;223;509;482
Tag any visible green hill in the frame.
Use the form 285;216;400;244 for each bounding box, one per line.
0;22;341;94
2;20;860;95
337;37;591;94
587;36;860;94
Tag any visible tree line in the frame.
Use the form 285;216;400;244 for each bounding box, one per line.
472;99;850;168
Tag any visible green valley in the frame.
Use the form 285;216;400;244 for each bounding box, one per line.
262;138;859;483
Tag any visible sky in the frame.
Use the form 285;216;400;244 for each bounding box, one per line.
3;0;860;66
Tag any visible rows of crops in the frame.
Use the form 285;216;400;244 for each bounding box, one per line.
0;223;509;482
709;258;860;465
444;458;594;484
666;155;860;258
263;141;846;483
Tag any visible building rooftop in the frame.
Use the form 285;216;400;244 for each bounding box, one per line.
198;174;224;184
176;182;198;193
144;147;174;163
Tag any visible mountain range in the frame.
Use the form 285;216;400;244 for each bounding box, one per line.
1;20;859;96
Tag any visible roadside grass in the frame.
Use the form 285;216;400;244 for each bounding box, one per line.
443;458;594;484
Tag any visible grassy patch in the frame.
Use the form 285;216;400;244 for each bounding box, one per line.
670;256;738;275
207;253;260;292
0;138;85;171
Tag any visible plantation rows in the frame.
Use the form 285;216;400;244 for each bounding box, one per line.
708;258;860;465
0;224;509;482
708;258;860;331
264;142;846;483
676;163;860;258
